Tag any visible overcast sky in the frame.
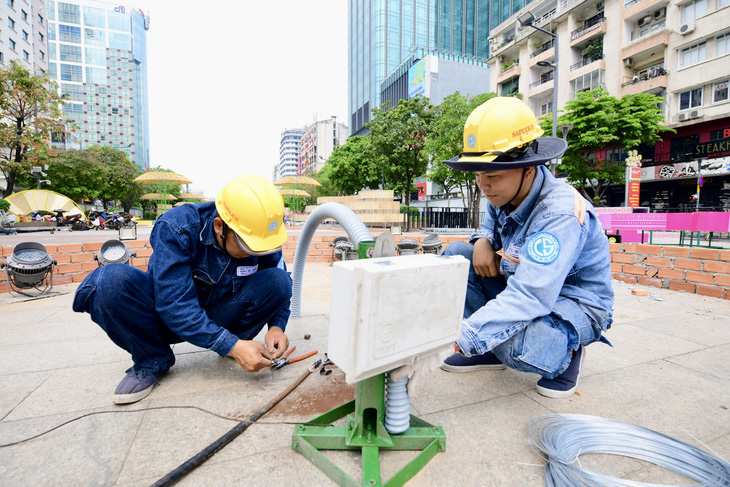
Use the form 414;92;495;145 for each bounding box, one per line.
145;1;348;198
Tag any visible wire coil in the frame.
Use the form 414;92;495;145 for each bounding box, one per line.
527;414;730;486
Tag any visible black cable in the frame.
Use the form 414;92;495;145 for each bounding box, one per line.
0;405;332;448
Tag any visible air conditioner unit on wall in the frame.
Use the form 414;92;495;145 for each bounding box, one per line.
638;15;652;27
679;22;695;35
690;108;704;119
678;112;690;122
654;7;666;20
624;57;634;67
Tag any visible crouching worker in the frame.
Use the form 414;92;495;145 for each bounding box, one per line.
440;97;614;398
73;175;293;404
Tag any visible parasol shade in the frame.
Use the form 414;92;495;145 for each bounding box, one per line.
273;176;321;187
179;192;207;200
134;171;192;184
174;201;194;207
279;188;311;198
140;193;178;200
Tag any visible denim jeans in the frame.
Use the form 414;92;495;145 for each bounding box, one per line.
73;263;292;377
443;241;584;379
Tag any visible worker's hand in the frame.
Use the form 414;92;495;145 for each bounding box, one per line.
264;326;289;359
472;238;503;278
389;346;454;397
228;340;273;372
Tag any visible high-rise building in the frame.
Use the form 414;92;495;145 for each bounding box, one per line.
487;0;730;210
277;128;305;179
0;0;49;72
46;0;150;169
299;117;348;176
349;0;524;136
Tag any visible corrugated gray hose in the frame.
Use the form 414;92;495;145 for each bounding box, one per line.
290;202;373;318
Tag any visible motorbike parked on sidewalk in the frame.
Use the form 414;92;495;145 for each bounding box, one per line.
54;209;88;231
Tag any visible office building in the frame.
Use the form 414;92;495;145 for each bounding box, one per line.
46;0;150;169
0;0;49;72
277;127;305;179
299;117;348;176
487;0;730;210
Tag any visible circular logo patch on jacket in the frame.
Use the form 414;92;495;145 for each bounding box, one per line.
527;232;560;264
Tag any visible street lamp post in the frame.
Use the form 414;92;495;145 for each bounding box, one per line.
519;11;559;175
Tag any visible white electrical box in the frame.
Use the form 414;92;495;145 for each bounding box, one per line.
328;254;469;384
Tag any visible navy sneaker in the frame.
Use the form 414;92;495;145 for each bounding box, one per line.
113;367;161;405
536;346;585;398
440;351;507;372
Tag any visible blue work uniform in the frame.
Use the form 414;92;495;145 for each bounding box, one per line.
72;202;292;377
443;165;614;378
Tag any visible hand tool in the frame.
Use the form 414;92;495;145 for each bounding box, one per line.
271;346;318;370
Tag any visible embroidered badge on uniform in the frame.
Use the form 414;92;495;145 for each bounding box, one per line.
526;232;560;264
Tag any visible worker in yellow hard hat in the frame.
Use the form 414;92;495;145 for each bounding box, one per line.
73;175;293;404
393;97;614;398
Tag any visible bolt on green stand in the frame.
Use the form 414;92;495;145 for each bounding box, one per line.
292;373;446;487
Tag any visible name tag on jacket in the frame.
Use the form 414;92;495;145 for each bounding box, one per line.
236;265;258;277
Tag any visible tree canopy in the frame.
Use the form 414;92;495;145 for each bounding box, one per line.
541;88;673;205
324;135;382;195
0;62;66;197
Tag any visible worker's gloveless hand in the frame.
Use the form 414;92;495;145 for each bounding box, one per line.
228;340;274;372
472;238;503;278
265;326;289;359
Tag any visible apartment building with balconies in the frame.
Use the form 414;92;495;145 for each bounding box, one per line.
486;0;730;210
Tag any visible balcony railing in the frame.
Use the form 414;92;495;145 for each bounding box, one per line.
570;16;605;41
530;40;555;58
570;54;604;71
621;67;668;87
529;71;555;88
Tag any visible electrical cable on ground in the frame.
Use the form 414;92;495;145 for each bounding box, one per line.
527;414;730;486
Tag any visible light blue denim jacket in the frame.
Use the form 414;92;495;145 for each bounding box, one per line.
148;202;289;357
457;165;614;355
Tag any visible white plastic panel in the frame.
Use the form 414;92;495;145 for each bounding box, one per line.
328;254;469;384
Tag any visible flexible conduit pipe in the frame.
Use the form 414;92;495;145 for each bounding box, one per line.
290;202;373;318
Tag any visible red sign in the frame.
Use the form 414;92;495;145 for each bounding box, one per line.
628;167;641;207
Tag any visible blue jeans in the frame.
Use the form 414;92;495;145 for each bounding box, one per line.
73;264;292;377
443;241;584;379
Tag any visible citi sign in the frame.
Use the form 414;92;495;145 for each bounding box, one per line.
114;6;126;13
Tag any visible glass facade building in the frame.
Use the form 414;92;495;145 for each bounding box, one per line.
349;0;526;136
46;0;150;168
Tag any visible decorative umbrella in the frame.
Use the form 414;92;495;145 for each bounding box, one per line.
279;188;311;198
140;193;178;200
134;171;192;184
273;176;321;187
174;201;194;207
179;192;207;200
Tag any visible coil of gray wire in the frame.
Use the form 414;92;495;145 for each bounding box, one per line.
527;414;730;486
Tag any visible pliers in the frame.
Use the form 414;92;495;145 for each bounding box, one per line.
271;346;318;370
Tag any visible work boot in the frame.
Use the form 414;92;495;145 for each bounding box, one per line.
440;351;506;372
536;346;585;398
113;366;162;404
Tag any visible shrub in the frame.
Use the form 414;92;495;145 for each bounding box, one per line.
143;211;157;220
399;205;419;215
0;198;10;212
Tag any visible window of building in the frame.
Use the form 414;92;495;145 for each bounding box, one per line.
680;41;706;67
86;67;106;84
8;17;15;29
679;87;703;110
61;83;83;102
85;47;105;66
109;32;131;50
718;33;729;56
9;39;16;50
59;24;81;43
99;115;108;123
98;86;107;94
22;30;27;40
38;14;44;24
48;22;56;41
682;0;707;23
60;44;81;63
83;7;105;28
7;0;14;8
713;80;729;103
718;0;729;7
670;134;700;162
23;50;28;61
39;50;44;60
84;28;105;47
21;9;26;20
60;63;82;82
99;105;107;113
58;3;80;24
108;11;131;32
38;32;44;43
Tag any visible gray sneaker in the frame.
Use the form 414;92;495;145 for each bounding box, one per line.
113;367;160;404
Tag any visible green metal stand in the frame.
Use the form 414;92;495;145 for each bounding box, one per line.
292;374;446;486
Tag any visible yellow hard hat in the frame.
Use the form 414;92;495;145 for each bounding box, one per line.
443;97;567;172
215;175;287;254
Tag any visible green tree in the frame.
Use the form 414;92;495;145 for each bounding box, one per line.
0;62;66;197
45;149;105;202
425;91;496;228
92;145;142;210
368;96;434;230
541;88;673;205
324;135;383;195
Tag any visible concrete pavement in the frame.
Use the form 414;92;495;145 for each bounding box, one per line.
0;260;729;486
